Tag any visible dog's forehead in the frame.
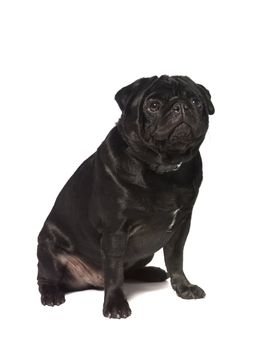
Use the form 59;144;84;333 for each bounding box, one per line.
145;76;196;100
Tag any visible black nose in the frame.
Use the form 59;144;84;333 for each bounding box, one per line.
173;102;189;113
173;103;181;113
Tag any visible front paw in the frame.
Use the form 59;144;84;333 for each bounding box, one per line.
173;283;206;299
103;289;131;319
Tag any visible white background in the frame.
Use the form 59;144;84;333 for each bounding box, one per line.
1;0;257;349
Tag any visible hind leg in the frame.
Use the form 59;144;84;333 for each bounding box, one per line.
37;227;66;306
125;255;168;282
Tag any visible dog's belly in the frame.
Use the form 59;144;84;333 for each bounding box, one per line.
125;208;180;262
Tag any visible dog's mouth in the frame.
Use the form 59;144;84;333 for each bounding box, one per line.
147;122;197;155
169;123;193;143
149;122;193;142
142;121;203;157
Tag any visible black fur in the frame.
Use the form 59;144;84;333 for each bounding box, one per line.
37;75;214;318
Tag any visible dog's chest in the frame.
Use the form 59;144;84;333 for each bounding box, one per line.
125;206;180;258
128;206;180;238
124;187;183;253
123;180;195;258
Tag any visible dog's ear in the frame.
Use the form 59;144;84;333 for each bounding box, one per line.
197;84;215;115
115;76;158;112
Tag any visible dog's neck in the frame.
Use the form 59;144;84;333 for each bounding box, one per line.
125;137;184;174
151;162;183;173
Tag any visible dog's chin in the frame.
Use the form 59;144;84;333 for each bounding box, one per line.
154;134;195;154
162;141;194;160
150;132;203;169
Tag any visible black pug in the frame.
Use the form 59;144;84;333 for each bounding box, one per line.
37;75;214;318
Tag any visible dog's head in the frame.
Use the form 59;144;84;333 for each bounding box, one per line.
116;75;214;172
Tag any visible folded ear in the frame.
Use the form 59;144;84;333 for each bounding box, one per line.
197;84;215;115
115;76;158;112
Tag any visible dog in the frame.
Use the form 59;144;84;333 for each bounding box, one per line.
37;75;215;318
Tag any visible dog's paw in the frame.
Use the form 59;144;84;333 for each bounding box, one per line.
103;290;131;319
40;285;66;306
173;283;206;299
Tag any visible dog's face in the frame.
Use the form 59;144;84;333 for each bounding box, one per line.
116;75;214;171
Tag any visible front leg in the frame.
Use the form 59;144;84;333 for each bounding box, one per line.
101;230;131;318
163;209;206;299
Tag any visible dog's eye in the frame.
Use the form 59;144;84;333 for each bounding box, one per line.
148;101;161;112
191;97;202;107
